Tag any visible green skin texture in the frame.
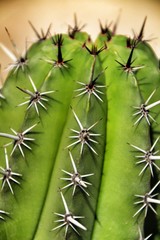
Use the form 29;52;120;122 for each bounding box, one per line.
0;28;160;240
93;36;153;239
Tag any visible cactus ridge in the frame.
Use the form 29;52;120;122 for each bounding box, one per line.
0;16;160;240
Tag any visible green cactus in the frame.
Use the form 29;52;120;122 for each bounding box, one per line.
0;16;160;240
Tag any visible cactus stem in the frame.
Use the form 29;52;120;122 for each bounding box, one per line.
0;123;36;157
66;109;101;155
133;181;160;217
0;148;22;194
133;90;160;125
60;151;93;196
28;21;52;42
130;137;160;176
17;75;54;115
52;191;87;236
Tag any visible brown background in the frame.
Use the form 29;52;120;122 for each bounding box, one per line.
0;0;160;80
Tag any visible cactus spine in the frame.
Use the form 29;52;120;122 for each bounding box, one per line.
0;17;160;240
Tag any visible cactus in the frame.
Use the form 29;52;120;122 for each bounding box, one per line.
0;16;160;240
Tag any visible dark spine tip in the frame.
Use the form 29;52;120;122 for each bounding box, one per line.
52;34;64;63
52;34;63;46
68;14;86;39
126;37;134;48
126;46;135;68
28;21;52;41
85;44;106;56
133;16;147;46
137;16;147;41
99;20;113;41
115;46;136;73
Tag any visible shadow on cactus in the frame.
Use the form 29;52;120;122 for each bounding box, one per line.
0;15;160;240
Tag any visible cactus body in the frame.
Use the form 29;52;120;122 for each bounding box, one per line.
0;19;160;240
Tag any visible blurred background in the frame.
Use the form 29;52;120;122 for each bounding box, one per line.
0;0;160;80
